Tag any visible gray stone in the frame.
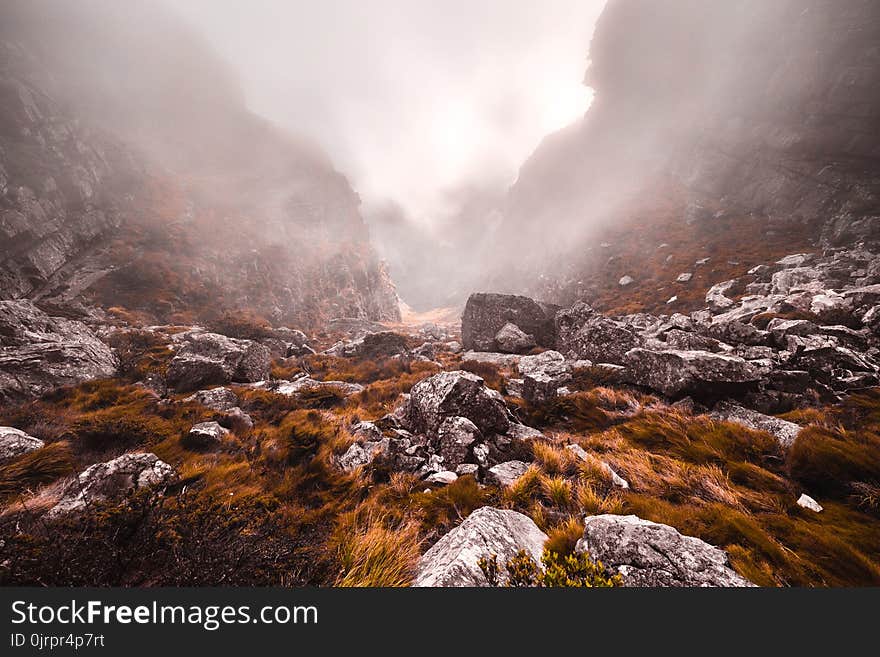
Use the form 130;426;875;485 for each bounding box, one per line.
0;427;45;462
486;460;530;487
47;453;175;518
186;421;230;447
623;348;762;398
426;471;458;485
437;416;481;469
404;371;511;437
167;331;270;392
413;507;548;587
710;401;801;448
494;322;537;354
183;386;239;411
461;293;558;352
576;514;755;587
797;493;823;512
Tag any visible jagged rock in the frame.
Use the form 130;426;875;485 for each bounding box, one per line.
166;331;270;392
0;427;44;462
183;386;239;411
337;422;391;472
710;401;801;448
706;280;737;311
707;319;769;346
555;303;642;364
766;318;819;346
494;322;537;354
485;460;530;487
412;507;548;587
523;370;569;404
663;329;729;353
426;471;458;486
623;348;762;398
47;453;175;518
185;421;230;447
404;371;511;437
0;300;118;402
437;416;481;469
576;515;754;587
797;493;823;512
461;293;558;351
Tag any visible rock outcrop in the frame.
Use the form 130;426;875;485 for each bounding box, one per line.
0;300;118;402
576;514;755;587
0;426;44;462
413;507;548;587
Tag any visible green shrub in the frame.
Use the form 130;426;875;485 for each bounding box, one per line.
478;548;622;587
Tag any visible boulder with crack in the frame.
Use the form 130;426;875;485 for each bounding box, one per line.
47;453;175;518
576;514;755;587
412;507;548;586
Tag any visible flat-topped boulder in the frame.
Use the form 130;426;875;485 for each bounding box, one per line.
623;348;762;398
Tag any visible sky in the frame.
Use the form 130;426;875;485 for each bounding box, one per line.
164;0;607;224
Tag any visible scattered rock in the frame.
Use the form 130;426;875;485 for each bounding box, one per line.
676;272;693;283
797;493;823;512
494;322;537;354
0;427;44;462
576;514;755;587
485;460;530;487
47;453;175;518
185;421;230;448
183;387;239;411
618;275;634;286
426;471;458;486
412;507;548;587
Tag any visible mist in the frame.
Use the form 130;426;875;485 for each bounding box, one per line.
165;0;605;226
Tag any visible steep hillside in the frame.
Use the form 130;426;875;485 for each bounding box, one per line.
0;0;399;328
494;0;880;313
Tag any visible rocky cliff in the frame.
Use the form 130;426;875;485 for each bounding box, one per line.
0;0;399;328
495;0;880;311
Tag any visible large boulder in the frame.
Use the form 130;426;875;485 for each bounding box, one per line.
0;427;44;462
166;331;271;392
0;300;118;402
404;371;511;437
47;453;175;518
576;515;755;587
555;303;642;364
413;507;548;587
623;348;762;398
461;293;557;352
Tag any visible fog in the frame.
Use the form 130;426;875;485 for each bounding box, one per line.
164;0;606;224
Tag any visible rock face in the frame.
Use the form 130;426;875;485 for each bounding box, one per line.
461;293;557;352
623;349;762;399
166;331;271;392
0;427;44;462
47;453;175;518
413;507;548;587
576;515;755;587
0;300;118;402
0;2;400;329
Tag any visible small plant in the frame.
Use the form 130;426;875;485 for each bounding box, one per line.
478;548;622;587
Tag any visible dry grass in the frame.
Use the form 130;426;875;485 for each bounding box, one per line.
331;512;421;587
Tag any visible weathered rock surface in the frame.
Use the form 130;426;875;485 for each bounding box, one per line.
183;387;239;411
0;300;118;402
555;303;642;364
576;515;755;587
710;401;801;449
413;507;548;587
185;421;230;448
461;293;557;352
47;453;175;518
166;331;270;392
0;426;44;462
404;371;511;437
623;349;762;398
485;460;530;487
797;493;823;512
494;322;537;354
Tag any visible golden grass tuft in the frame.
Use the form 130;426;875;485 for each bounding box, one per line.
331;512;421;587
